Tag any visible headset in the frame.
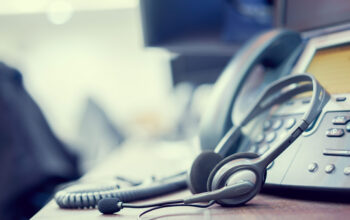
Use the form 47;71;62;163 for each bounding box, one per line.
97;73;330;217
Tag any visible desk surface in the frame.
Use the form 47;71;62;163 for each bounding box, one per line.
32;140;350;220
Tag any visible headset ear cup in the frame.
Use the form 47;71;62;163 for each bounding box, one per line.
206;152;260;192
187;151;223;194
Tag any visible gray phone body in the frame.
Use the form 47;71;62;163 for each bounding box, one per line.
199;28;350;191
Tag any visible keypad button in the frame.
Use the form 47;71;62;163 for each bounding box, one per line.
258;145;270;155
308;162;318;172
263;120;272;131
272;119;283;130
248;145;258;153
336;97;346;102
344;167;350;175
285;118;296;130
326;128;344;137
325;164;335;174
346;122;350;132
265;132;277;143
255;134;265;144
332;116;350;125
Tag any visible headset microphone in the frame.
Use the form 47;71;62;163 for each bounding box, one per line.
183;173;255;204
98;179;254;214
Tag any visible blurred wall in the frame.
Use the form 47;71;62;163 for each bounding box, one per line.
0;7;174;142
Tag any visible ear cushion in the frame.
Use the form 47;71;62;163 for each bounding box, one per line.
187;151;223;194
207;152;262;192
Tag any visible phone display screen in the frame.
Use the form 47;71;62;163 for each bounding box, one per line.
306;44;350;94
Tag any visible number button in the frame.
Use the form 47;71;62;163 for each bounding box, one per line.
255;133;265;144
272;119;283;130
285;118;296;130
263;120;272;131
266;132;277;143
248;145;258;153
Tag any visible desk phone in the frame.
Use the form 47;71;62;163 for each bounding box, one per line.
199;28;350;191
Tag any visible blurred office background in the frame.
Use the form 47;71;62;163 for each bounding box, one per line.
0;0;273;219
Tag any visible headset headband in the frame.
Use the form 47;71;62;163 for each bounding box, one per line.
214;73;330;158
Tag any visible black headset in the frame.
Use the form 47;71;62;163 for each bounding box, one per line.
98;73;330;216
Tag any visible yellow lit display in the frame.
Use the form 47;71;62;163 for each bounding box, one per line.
306;44;350;94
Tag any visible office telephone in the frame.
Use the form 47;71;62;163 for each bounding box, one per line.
199;28;350;191
57;27;350;213
98;73;329;215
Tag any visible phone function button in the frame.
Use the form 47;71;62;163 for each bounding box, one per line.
332;116;350;125
323;149;350;156
325;164;335;174
308;162;318;172
344;167;350;175
346;122;350;132
258;144;270;155
263;120;272;130
326;128;345;137
285;118;296;130
336;97;347;102
272;119;283;130
265;132;277;143
255;134;265;144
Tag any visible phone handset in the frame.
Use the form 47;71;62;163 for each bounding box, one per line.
199;29;302;155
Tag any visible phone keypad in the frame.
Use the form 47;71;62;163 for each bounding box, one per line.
247;115;300;156
249;117;297;155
